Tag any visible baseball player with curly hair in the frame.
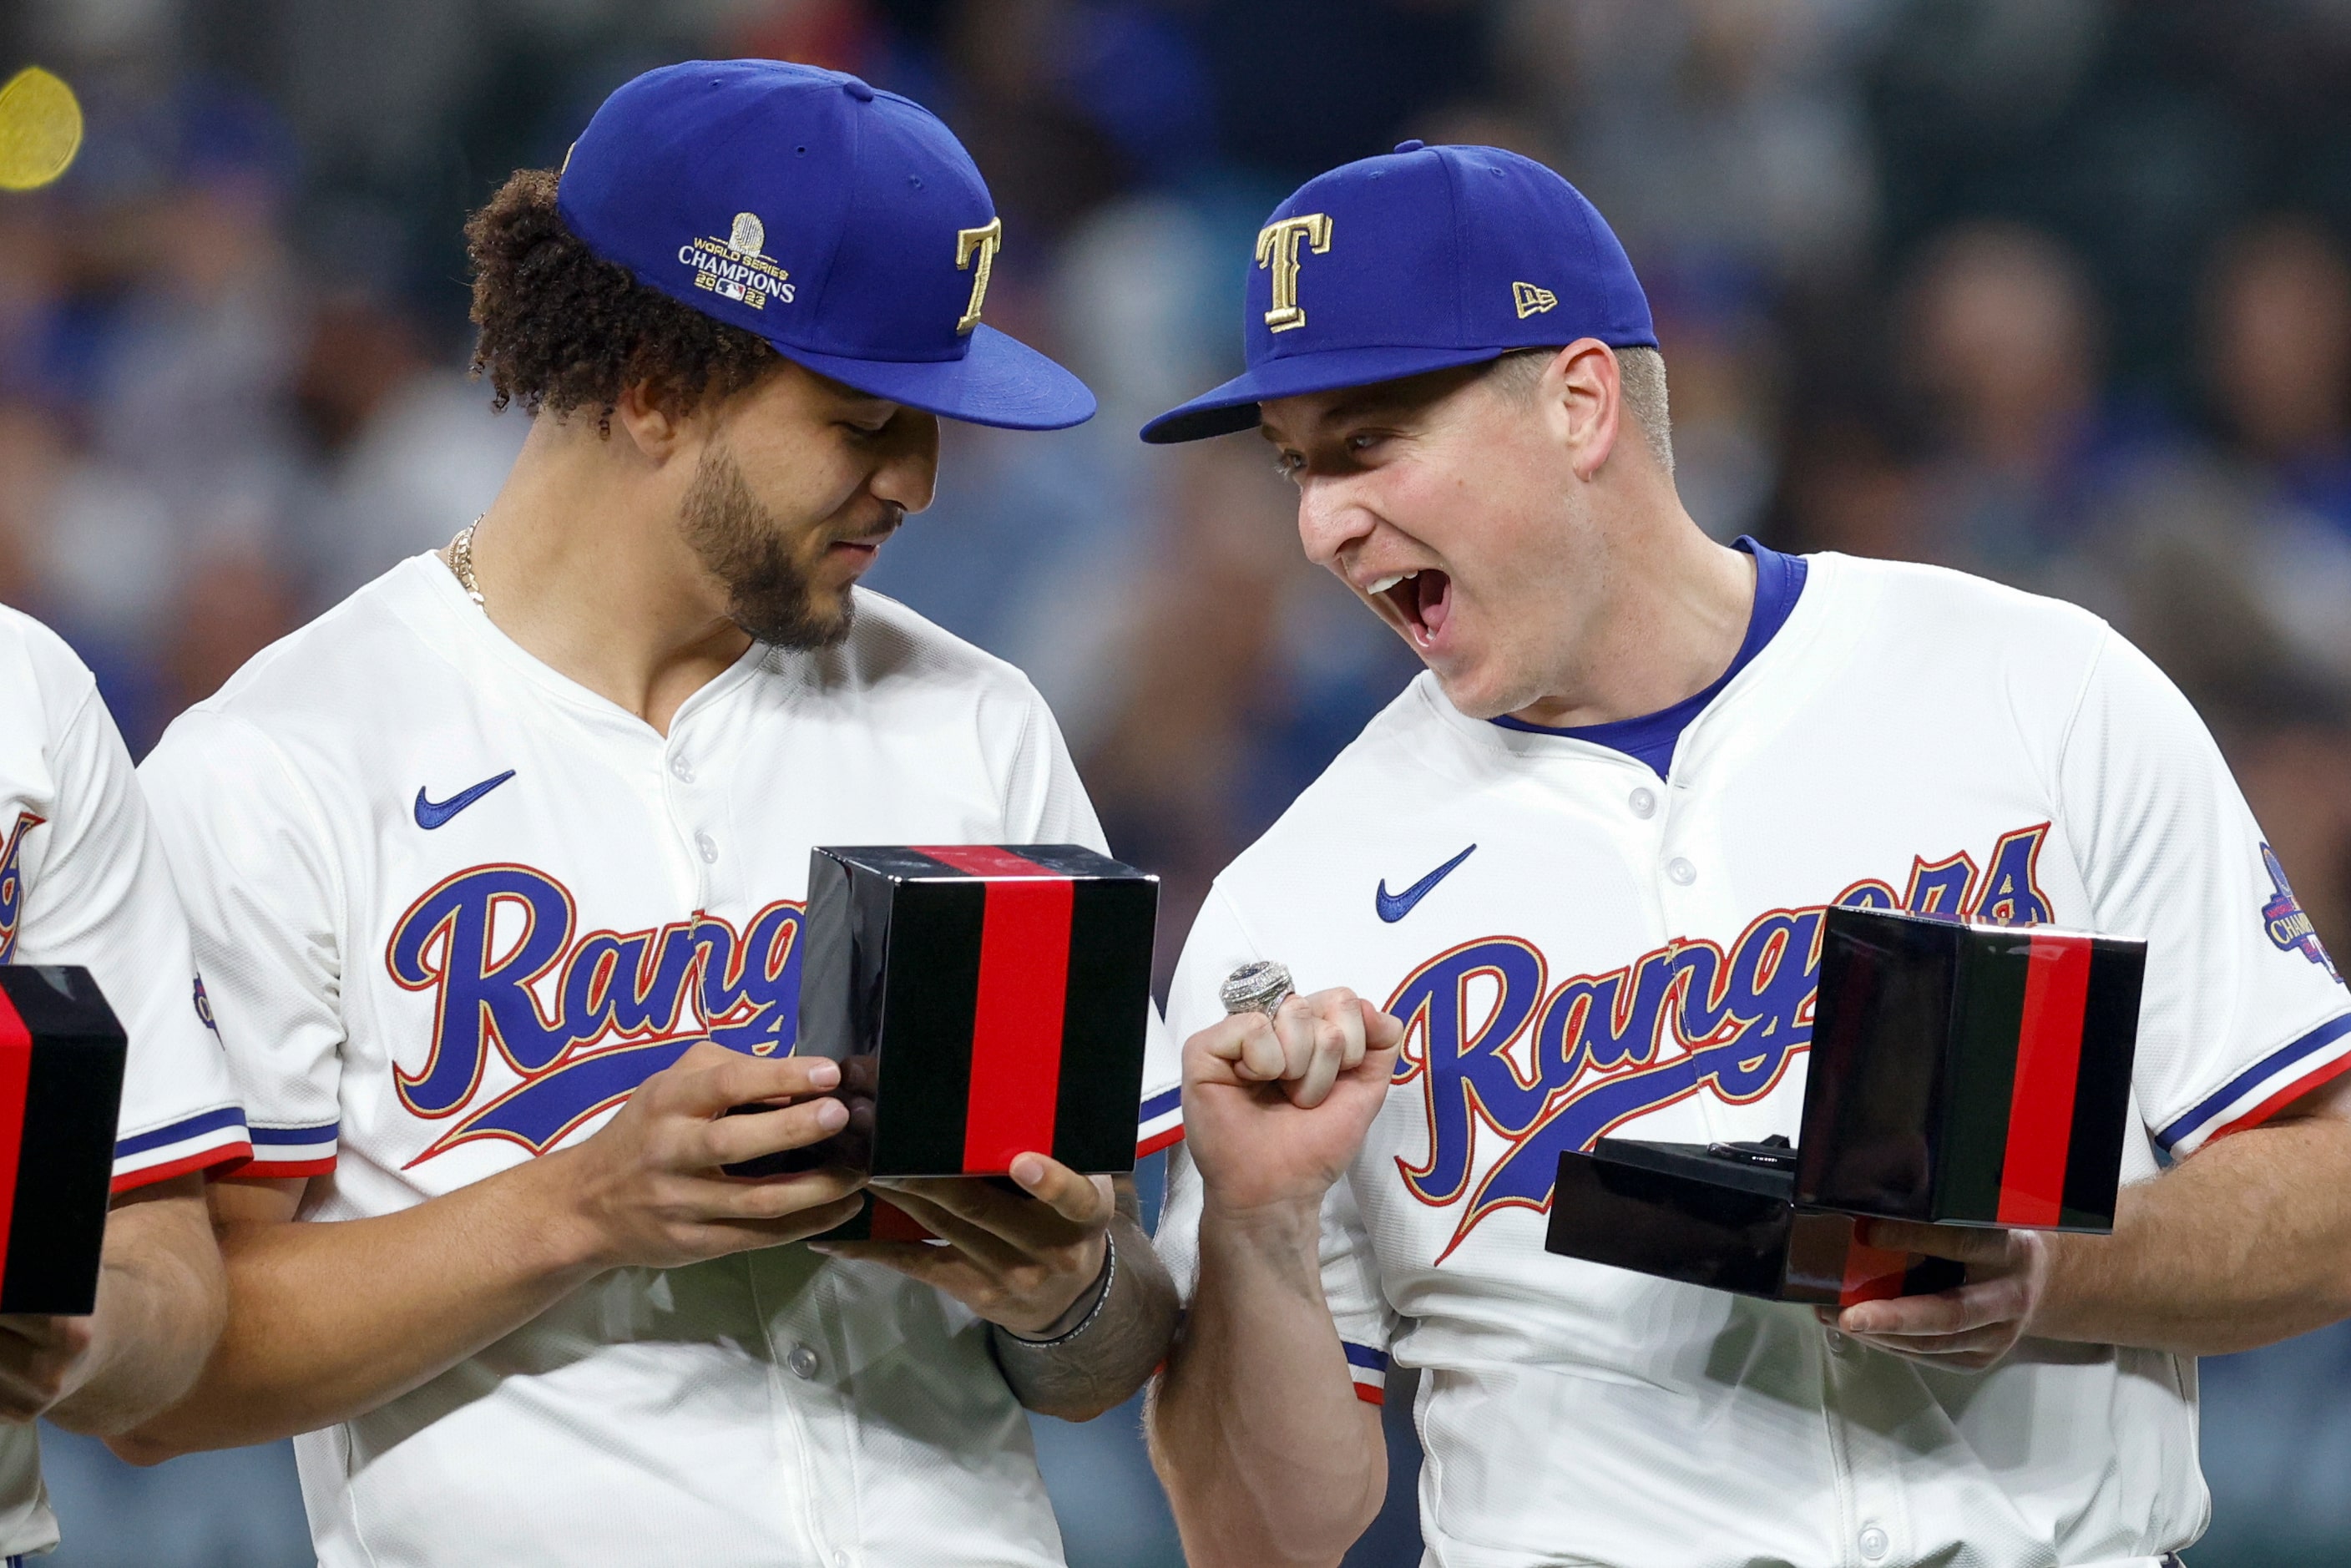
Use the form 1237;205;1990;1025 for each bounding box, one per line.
111;61;1183;1568
1144;143;2351;1568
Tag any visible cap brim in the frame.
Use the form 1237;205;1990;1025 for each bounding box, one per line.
1140;344;1513;444
776;324;1096;432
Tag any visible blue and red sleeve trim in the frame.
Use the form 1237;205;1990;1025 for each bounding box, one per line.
230;1120;340;1179
1136;1085;1183;1158
111;1105;252;1193
1342;1341;1390;1405
2156;1013;2351;1158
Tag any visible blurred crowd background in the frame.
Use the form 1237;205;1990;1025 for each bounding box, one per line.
3;0;2350;1563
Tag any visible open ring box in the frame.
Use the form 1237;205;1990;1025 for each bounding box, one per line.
1544;906;2145;1305
726;846;1158;1241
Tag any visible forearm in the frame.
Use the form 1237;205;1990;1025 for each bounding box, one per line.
1147;1199;1386;1568
114;1154;606;1459
994;1206;1179;1421
2036;1115;2351;1356
47;1178;225;1436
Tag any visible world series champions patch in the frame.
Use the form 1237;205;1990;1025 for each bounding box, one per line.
677;210;795;310
2263;843;2338;983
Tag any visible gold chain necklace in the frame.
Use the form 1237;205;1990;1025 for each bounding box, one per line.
444;521;485;608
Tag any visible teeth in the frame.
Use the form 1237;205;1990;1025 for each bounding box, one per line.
1368;574;1403;594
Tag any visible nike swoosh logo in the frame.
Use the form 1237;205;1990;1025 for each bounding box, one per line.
413;771;517;830
1376;843;1477;923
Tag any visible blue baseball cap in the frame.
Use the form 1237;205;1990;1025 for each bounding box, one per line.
557;60;1094;431
1140;143;1654;443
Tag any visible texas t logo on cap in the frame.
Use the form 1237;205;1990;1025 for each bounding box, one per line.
1256;213;1333;332
954;217;1002;332
1144;139;1655;443
556;60;1092;431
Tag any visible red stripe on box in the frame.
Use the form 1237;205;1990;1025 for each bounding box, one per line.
868;1197;936;1243
916;847;1074;1173
0;989;32;1282
913;845;1062;880
1996;934;2093;1227
1838;1229;1915;1307
962;879;1073;1170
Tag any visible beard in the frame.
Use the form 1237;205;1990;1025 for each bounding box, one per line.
680;446;884;650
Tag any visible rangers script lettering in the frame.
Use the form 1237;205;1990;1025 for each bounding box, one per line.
0;811;44;961
387;865;801;1159
1395;824;2055;1257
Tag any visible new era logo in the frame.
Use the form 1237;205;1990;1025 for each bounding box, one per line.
1513;281;1557;318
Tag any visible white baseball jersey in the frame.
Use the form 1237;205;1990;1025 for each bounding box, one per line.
1156;550;2351;1568
139;554;1183;1568
0;608;250;1558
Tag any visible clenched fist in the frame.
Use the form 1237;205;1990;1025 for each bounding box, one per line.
1181;988;1403;1216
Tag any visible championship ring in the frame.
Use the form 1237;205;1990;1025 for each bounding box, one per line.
1220;959;1294;1018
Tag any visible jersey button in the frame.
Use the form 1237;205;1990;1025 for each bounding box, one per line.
1629;787;1657;819
1858;1523;1889;1560
787;1344;820;1379
1665;857;1696;886
670;755;694;782
695;832;719;864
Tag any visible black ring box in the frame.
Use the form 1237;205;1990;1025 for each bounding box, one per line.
1546;1138;1963;1305
1544;906;2146;1301
726;844;1158;1181
1797;907;2144;1231
0;967;128;1314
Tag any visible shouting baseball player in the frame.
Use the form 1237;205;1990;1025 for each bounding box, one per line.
114;62;1183;1567
1143;143;2351;1567
0;607;250;1565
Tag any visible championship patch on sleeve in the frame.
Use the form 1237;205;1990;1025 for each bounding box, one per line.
2262;845;2338;984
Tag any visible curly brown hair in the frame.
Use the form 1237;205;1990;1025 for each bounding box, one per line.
465;168;779;427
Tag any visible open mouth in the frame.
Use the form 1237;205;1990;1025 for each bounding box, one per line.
1367;568;1453;649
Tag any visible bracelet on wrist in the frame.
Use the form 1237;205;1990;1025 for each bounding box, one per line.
1000;1232;1118;1350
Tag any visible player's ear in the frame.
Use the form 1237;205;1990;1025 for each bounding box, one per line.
611;377;689;463
1547;340;1623;483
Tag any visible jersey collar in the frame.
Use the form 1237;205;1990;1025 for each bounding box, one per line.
396;552;775;739
1412;548;1842;779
